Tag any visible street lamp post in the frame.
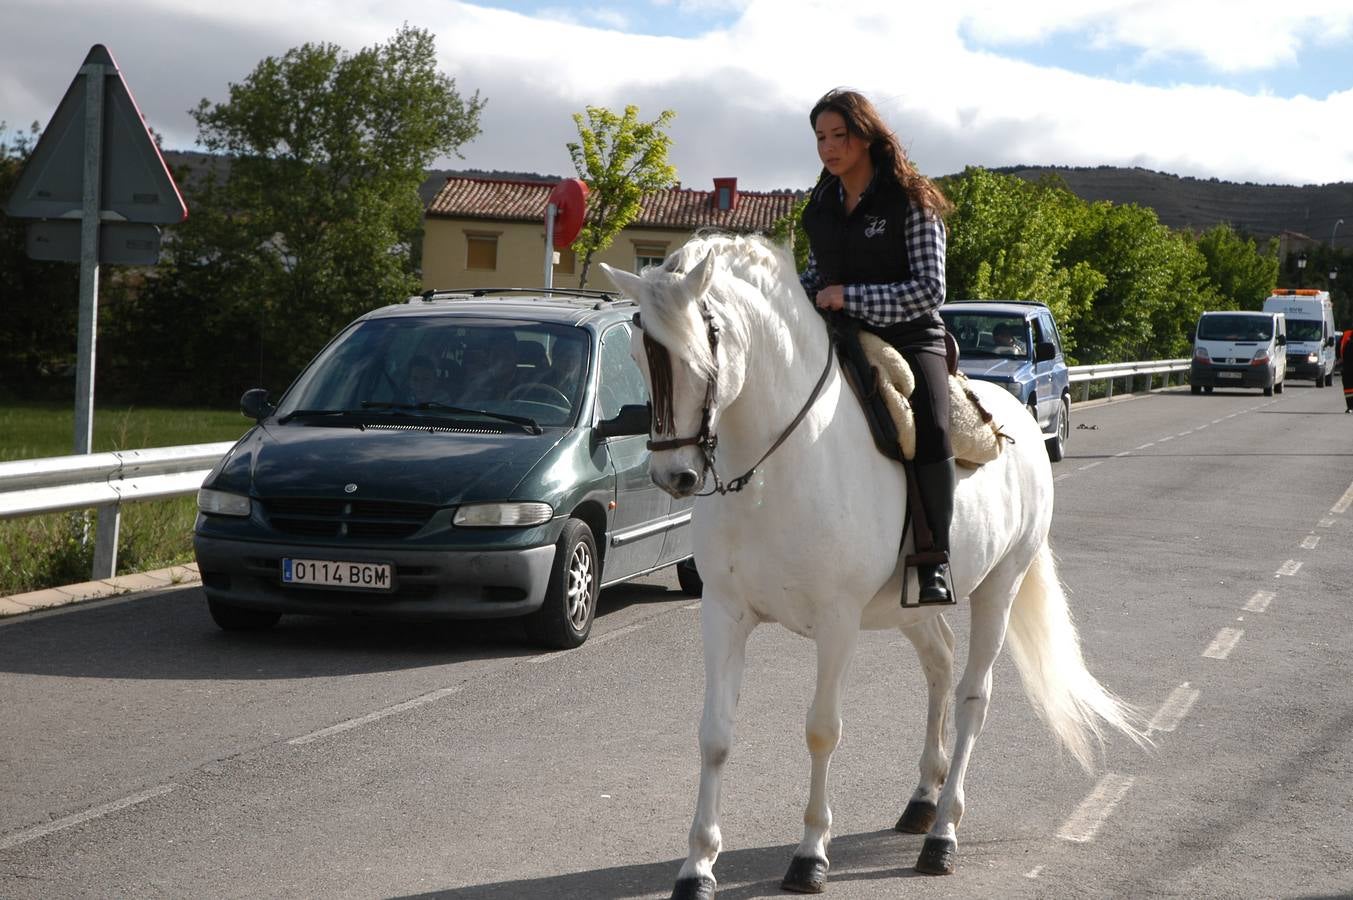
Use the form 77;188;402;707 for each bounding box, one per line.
1297;252;1307;288
1334;219;1344;248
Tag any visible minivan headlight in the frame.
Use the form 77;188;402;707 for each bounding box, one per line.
453;502;553;527
197;487;251;517
1306;352;1319;363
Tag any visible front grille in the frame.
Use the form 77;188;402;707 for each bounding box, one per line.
262;497;437;539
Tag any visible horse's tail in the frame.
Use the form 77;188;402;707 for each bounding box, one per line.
1005;541;1152;772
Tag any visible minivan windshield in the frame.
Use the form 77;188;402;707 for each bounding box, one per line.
1286;319;1322;341
275;317;589;428
938;312;1029;358
1197;315;1272;342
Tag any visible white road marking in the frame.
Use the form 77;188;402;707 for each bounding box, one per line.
1243;591;1274;613
1176;430;1194;437
1025;865;1044;878
1300;535;1319;550
1318;517;1337;529
1203;627;1243;660
1147;683;1200;734
683;601;702;611
1057;774;1135;843
1276;560;1302;577
1211;418;1226;424
1114;450;1131;457
1055;473;1073;482
1078;461;1103;471
1158;435;1175;443
1134;442;1155;450
1332;482;1353;515
289;685;465;745
0;784;176;851
557;619;650;653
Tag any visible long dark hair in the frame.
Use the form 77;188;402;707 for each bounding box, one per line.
809;88;952;219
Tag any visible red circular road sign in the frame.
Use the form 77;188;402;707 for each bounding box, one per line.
547;179;588;249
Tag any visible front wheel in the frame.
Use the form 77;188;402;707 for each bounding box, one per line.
1045;395;1070;463
1264;384;1274;396
1275;380;1284;394
1326;372;1335;386
524;519;598;649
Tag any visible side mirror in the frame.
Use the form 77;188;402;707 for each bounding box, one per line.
1034;341;1057;363
240;388;275;421
595;403;651;439
1327;335;1336;347
1276;334;1287;347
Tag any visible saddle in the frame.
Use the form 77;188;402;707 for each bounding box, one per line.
832;317;1007;468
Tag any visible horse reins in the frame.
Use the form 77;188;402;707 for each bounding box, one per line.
636;303;836;496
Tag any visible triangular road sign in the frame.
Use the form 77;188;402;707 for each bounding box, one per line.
4;44;188;225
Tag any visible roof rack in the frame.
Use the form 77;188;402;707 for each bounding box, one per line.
414;286;621;303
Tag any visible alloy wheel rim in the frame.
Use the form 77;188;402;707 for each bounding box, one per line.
566;542;594;630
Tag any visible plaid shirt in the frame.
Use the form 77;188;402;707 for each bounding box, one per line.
799;198;947;328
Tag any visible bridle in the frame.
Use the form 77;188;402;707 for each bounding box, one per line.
635;301;836;496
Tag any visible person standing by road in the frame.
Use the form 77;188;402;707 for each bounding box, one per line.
799;88;956;605
1340;329;1352;413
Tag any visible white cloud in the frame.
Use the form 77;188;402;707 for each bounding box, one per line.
3;0;1351;191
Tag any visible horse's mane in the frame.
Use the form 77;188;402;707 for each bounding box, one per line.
639;232;807;379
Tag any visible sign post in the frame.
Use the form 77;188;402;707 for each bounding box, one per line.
5;44;188;579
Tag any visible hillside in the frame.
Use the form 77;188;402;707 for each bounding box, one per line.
996;165;1353;248
163;151;1351;249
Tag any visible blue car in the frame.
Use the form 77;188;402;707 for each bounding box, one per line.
938;301;1071;462
193;288;701;649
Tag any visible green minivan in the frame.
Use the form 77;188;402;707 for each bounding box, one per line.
193;288;700;648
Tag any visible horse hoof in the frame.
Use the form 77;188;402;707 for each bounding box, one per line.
915;836;958;876
780;855;829;893
894;799;937;834
671;874;717;900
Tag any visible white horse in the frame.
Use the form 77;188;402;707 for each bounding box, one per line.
600;234;1147;899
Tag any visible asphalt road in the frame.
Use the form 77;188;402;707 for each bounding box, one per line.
2;383;1351;899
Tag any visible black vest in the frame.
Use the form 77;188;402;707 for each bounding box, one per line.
801;172;944;346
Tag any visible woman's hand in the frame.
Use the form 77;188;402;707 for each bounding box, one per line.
815;285;845;311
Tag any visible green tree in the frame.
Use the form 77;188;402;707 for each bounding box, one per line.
943;168;1101;359
568;105;676;287
1192;224;1278;311
120;25;484;402
0;122;81;400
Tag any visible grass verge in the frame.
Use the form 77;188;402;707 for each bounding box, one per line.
1;403;249;596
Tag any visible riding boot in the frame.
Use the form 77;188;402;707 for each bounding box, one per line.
914;458;957;605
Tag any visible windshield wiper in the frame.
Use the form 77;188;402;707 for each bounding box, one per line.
359;400;542;434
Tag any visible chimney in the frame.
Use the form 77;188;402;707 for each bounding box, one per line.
713;177;738;212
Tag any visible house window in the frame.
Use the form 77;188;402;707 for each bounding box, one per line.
717;187;731;210
634;242;667;273
466;232;499;270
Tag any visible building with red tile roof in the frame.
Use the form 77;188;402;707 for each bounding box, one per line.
422;175;802;291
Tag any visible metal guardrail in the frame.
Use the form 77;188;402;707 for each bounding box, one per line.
0;442;235;580
1067;358;1191;402
1;357;1193;583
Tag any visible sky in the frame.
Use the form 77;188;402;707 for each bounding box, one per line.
3;0;1353;194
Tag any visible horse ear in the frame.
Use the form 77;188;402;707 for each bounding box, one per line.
598;262;646;299
684;251;716;299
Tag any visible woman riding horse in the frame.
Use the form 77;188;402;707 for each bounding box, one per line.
799;88;957;605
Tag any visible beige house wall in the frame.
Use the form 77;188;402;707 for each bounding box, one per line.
421;217;698;292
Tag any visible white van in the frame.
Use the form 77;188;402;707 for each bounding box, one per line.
1263;289;1336;387
1190;310;1287;396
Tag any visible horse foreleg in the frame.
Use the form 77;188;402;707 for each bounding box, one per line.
918;589;1014;876
781;617;860;894
895;614;955;835
672;599;756;900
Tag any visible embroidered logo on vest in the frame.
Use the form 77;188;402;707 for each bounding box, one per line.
864;215;887;238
